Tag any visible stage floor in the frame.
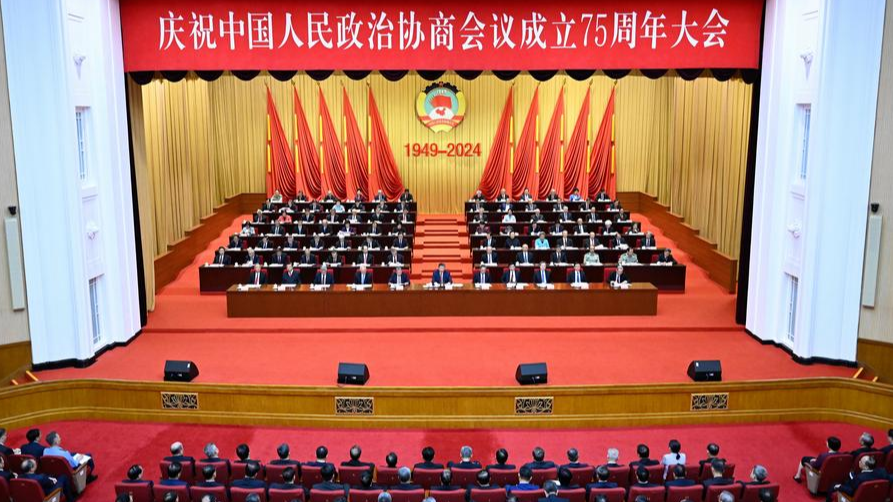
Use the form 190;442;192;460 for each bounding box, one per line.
35;214;854;386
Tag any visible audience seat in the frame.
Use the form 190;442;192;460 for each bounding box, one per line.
376;466;399;486
0;478;8;502
349;488;382;502
338;466;371;487
683;465;701;482
268;488;304;502
837;479;890;502
428;490;466;502
603;268;616;284
469;487;507;502
628;485;666;502
741;483;779;502
490;470;519;487
301;466;324;490
196;462;231;486
39;455;89;494
567;466;595;487
698;463;735;483
115;482;155;502
805;454;853;495
160;461;196;485
705;484;740;502
10;479;62;502
530;468;558;486
153;484;190;502
629;465;664;485
886;453;893;476
667;485;704;502
7;454;33;475
588;487;626;502
308;489;344;502
651;255;659;263
605;466;631;488
264;463;295;484
231;487;267;502
411;468;442;490
851;453;884;473
511;490;541;502
558;487;586;502
190;485;229;502
450;468;480;487
390;489;426;502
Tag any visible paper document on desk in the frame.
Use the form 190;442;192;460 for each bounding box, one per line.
74;454;91;465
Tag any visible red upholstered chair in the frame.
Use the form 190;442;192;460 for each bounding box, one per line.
588;487;626;502
531;468;558;486
338;465;371;487
116;482;156;502
308;489;345;502
698;464;735;483
805;454;853;495
683;465;701;482
411;468;443;490
628;485;667;502
887;453;893;475
196;462;231;486
429;490;467;502
160;461;196;485
10;478;62;502
635;239;642;248
349;489;383;502
568;467;595;487
511;490;542;502
265;463;298;484
838;479;890;502
0;478;9;502
740;483;779;502
376;466;399;486
491;470;519;487
667;485;704;502
629;465;664;485
451;468;480;488
605;466;630;488
301;466;324;490
231;462;249;481
7;454;34;475
705;484;741;502
651;255;659;263
39;455;89;494
852;453;885;473
231;487;267;502
469;488;507;502
153;484;191;502
268;488;304;502
190;485;229;502
603;267;616;284
390;489;426;502
558;487;586;502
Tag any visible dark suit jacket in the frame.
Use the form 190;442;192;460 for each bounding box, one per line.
657;254;677;264
299;255;318;265
430;485;463;491
586;481;619;493
354;271;374;285
0;471;13;482
245;254;262;265
538;496;570;502
432;270;453;285
248;271;267;285
702;477;735;494
474;272;492;285
630;459;660;467
523;461;557;470
502;270;521;284
232;478;266;489
550;251;568;263
270;482;303;491
849;447;877;457
312;481;349;496
313;272;335;285
159;479;189;487
505;238;521;248
387;253;405;264
481;253;498;265
357;253;375;265
516;251;533;264
812;452;836;470
228;238;242;248
194;481;225;488
557;238;573;248
21;442;45;458
533;270;551;284
281;271;301;285
838;469;889;495
608;272;629;284
389;272;410;285
392;239;409;249
447;461;482;469
270;253;290;265
391;484;424;491
414;462;445;470
22;473;59;494
641;237;657;247
567;271;587;284
666;479;697;487
341;460;375;468
213;254;232;265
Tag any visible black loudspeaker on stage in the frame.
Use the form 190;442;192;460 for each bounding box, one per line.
516;362;548;385
687;360;722;381
164;360;199;382
338;362;370;385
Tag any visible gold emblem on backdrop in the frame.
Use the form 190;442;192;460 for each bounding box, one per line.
416;82;466;132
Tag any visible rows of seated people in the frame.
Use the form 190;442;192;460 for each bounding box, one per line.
114;440;777;502
792;430;893;502
0;427;98;502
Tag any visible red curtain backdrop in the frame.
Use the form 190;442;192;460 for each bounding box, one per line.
589;87;617;198
293;87;322;199
476;87;513;200
342;87;369;198
511;87;539;199
319;88;347;199
536;88;564;199
562;87;591;199
265;86;297;198
368;87;405;201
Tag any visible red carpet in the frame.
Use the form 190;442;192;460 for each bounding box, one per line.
6;420;884;502
34;213;855;386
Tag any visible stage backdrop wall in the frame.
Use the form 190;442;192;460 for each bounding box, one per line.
130;72;751;295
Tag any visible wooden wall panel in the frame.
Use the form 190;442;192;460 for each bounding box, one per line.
0;341;31;383
857;339;893;383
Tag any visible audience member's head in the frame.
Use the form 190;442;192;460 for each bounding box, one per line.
170;442;185;456
711;460;727;478
635;467;649;484
440;469;453;486
46;431;61;446
673;464;687;480
280;466;296;484
859;432;875;448
607;448;620;464
751;465;768;483
543;480;559;495
636;444;650;460
204;443;219;459
350;445;362;461
532;447;546;462
386;452;398;468
398;467;412;484
21;459;37;474
706;443;720;458
826;436;841;452
668;440;682;460
117;494;133;502
359;471;373;488
422;446;436;463
887;429;893;445
718;491;735;502
320;463;336;481
635;497;649;502
860;455;877;471
202;465;216;482
245;461;260;479
316;446;329;461
519;466;533;482
558;467;573;486
567;448;579;463
460;446;473;461
378;493;392;502
596;466;610;482
245;494;261;502
277;443;291;459
476;469;491;486
758;488;776;502
167;462;183;480
163;492;179;502
594;496;608;502
495;448;509;465
236;444;250;461
127;464;143;481
200;495;217;502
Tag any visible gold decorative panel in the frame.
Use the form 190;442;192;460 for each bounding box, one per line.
515;397;553;415
691;393;729;411
161;392;198;410
335;397;374;415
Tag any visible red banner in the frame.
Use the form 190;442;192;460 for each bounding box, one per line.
121;0;763;72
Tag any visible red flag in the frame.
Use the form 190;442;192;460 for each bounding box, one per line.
477;87;513;200
562;87;591;198
512;88;539;199
342;87;369;199
265;87;297;198
537;88;564;199
368;87;405;201
293;87;322;199
588;87;616;198
318;88;347;199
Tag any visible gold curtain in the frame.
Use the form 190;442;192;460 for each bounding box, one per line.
132;71;751;306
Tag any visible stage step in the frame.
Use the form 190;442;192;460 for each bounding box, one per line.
411;214;472;281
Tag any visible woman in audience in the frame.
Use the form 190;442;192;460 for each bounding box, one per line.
661;439;687;476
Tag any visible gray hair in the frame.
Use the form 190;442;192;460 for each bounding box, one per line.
423;498;436;502
398;467;412;483
378;494;392;502
860;432;875;447
204;443;219;458
752;465;768;482
171;442;184;455
719;491;735;502
607;448;620;462
460;446;473;459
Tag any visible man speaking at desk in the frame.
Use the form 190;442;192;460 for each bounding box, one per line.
432;263;453;287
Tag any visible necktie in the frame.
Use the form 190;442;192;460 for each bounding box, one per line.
361;273;366;284
511;272;515;282
575;272;580;283
254;273;259;285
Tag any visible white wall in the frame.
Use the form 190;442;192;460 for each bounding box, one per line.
747;0;886;361
1;0;140;364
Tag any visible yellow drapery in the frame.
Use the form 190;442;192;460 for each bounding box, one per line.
131;71;751;307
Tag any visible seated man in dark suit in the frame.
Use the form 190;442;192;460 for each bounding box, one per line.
232;461;266;489
550;249;568;265
880;429;893;456
430;470;461;492
561;448;589;470
515;245;534;265
795;436;840;483
849;432;877;457
487;449;517;471
247;264;267;286
342;445;375;470
122;464;154;489
665;464;696;487
270;466;303;493
473;266;492;286
656;249;677;264
702;460;735;496
21;429;45;458
505;232;522;249
354;264;374;286
391;467;423;491
234;444;258;466
632;467;660;488
311;463;349;497
739;465;770;487
586;466;618;496
356;247;375;266
502;264;521;285
306;446;334;469
629;445;659;468
270;443;301;470
201;443;232;474
354;470;385;490
828;456;888;502
414;447;444;470
539;480;569;502
212;247;232;265
533;262;551;285
698;444;725;473
507;466;540;493
447;446;481;469
467;469;500;502
608;265;630;288
283;235;300;249
281;263;301;285
313;265;336;286
386;249;405;266
21;458;74;502
227;234;243;249
558;467;580;489
523;447;557;470
270;247;289;266
0;430;18;460
431;263;453;287
194;465;225;488
388;266;410;286
299;248;318;266
567;264;587;285
160;462;189;487
164;442;195;468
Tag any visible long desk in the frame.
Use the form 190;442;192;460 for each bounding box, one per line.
200;264;400;292
226;283;658;317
